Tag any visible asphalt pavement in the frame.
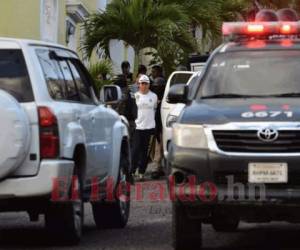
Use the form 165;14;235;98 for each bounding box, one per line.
1;178;300;249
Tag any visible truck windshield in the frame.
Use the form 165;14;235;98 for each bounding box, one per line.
198;50;300;99
0;50;33;102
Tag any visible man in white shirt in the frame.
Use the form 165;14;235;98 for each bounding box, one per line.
131;74;158;180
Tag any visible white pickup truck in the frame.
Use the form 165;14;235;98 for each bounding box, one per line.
0;38;131;244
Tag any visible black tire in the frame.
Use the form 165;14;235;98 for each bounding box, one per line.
92;145;131;229
45;174;84;245
172;203;202;250
212;214;240;232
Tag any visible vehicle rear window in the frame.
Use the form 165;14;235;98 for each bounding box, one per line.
0;50;33;102
36;49;66;100
198;50;300;98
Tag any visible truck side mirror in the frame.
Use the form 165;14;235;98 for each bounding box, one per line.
99;85;122;105
167;84;188;104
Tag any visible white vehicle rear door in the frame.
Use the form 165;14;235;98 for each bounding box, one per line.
161;71;193;132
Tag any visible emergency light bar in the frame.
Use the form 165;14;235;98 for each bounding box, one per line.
223;22;300;37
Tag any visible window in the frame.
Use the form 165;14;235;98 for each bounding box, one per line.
36;49;65;100
68;60;93;104
0;50;34;102
66;18;76;50
198;50;300;98
170;73;193;87
59;60;80;102
37;48;94;103
187;75;200;99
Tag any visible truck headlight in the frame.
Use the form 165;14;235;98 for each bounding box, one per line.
166;114;178;128
173;124;208;149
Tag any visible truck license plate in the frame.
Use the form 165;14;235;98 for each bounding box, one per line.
248;163;288;183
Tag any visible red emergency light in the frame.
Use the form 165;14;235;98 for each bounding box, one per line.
281;24;292;33
222;22;300;37
247;24;264;33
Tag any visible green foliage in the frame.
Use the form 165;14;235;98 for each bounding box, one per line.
88;60;114;91
82;0;247;78
153;0;248;74
159;0;247;47
82;0;194;57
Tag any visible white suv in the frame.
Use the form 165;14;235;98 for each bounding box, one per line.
0;38;131;244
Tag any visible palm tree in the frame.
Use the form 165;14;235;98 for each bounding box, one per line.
150;0;247;72
164;1;244;31
82;0;248;76
88;59;114;91
209;0;249;49
159;0;248;51
82;0;196;68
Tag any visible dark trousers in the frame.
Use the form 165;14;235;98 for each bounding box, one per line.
131;129;154;174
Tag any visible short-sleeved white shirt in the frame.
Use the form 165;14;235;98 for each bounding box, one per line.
135;91;158;130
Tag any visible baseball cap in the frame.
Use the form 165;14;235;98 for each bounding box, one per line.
138;74;150;84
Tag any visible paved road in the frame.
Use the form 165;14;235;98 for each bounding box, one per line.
1;180;300;249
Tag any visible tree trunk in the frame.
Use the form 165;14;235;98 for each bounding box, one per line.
133;47;140;77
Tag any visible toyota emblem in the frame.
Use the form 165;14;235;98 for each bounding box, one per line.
257;128;279;142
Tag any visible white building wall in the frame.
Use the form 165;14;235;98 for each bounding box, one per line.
39;0;135;75
97;0;107;11
98;0;135;75
109;40;135;74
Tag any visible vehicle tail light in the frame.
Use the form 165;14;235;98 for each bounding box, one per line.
38;107;59;159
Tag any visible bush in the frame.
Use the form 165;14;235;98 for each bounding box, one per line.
89;59;114;91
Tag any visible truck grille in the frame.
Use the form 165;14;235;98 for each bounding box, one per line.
213;130;300;153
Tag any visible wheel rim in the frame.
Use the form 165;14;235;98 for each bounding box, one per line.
118;164;129;220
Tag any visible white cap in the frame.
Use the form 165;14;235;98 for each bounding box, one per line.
138;74;150;84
